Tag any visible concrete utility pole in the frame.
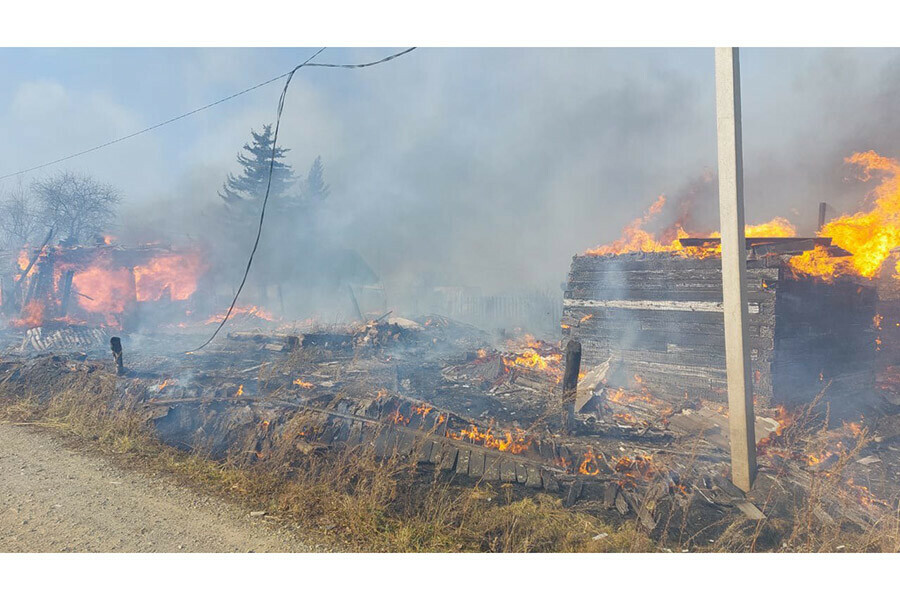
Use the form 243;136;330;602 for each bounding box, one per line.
714;47;757;492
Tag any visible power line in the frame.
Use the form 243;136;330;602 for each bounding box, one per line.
0;47;417;182
190;46;417;352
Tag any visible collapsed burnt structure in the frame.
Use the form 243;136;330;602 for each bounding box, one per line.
1;242;206;337
562;237;878;409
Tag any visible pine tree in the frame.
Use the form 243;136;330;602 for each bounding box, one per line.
219;125;296;220
302;155;330;206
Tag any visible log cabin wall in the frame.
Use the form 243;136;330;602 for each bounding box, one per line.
562;252;876;408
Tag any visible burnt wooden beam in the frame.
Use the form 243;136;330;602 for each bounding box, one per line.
110;337;125;375
562;339;581;434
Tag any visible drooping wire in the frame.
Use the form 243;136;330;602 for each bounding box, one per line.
0;47;418;182
190;47;417;352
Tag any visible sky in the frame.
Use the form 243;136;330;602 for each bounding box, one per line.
2;47;900;294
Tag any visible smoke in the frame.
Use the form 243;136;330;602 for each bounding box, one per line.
5;48;900;325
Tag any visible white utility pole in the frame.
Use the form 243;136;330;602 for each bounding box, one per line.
714;47;757;492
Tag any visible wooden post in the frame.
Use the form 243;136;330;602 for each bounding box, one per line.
715;47;757;492
562;339;582;434
818;202;827;231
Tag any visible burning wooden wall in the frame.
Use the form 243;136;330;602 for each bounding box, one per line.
561;242;877;408
6;243;205;331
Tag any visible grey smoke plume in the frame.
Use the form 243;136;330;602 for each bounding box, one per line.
4;48;900;321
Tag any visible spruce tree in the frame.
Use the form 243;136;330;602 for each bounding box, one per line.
219;125;296;220
302;155;330;206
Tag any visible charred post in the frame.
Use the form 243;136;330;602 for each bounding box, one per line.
110;336;124;375
562;338;581;434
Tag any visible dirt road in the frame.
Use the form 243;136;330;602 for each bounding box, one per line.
0;423;318;552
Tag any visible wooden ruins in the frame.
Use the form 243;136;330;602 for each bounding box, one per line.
561;238;877;411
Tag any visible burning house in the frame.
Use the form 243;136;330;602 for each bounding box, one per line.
561;237;877;409
2;241;207;343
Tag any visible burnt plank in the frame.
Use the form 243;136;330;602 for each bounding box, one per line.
468;450;486;478
416;439;434;463
525;465;542;488
515;462;529;484
500;459;518;483
439;446;459;472
483;455;502;481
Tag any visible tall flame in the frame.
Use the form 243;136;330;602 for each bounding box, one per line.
586;152;900;284
585;196;796;258
790;151;900;281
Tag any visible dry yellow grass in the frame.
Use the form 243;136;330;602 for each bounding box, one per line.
3;363;897;552
0;368;648;552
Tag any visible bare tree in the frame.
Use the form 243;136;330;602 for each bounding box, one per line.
32;172;120;245
0;181;42;250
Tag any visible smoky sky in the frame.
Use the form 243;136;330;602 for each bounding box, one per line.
2;47;900;297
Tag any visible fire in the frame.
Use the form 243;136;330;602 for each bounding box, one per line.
204;305;275;325
68;260;134;321
806;451;834;467
293;378;314;389
410;402;432;418
790;151;900;281
11;246;209;328
579;314;593;323
236;384;244;396
585;196;683;256
584;194;797;258
578;449;602;476
611;454;657;486
500;335;563;381
447;424;532;454
845;477;889;509
133;252;205;302
503;349;561;372
583;151;900;283
11;300;45;328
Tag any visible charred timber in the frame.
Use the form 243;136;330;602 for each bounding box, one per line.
562;251;876;411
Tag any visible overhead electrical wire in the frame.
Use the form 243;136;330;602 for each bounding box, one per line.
0;47;418;182
190;46;417;351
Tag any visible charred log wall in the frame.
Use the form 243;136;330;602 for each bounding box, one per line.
773;276;876;404
876;263;900;370
562;252;875;407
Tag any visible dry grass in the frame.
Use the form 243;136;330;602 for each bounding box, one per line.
0;367;650;553
4;362;897;552
705;392;900;553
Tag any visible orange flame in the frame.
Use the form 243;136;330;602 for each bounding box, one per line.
133;252;205;302
584;194;797;258
578;449;602;476
790;151;900;281
293;378;314;389
11;300;45;328
447;424;532;454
